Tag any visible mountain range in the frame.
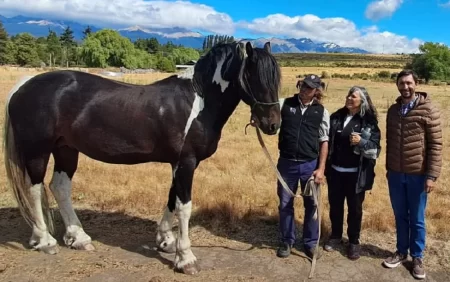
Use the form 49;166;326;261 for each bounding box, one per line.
0;14;370;54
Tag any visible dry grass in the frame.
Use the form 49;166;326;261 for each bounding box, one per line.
0;66;449;244
282;66;403;76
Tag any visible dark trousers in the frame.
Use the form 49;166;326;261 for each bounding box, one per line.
387;170;427;258
276;157;318;249
326;166;365;244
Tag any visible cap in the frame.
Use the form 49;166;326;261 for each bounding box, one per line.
303;74;322;88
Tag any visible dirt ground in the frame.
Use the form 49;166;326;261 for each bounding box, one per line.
1;207;449;282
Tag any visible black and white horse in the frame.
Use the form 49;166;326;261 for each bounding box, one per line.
3;41;282;274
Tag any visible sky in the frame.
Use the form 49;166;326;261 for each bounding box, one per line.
0;0;449;54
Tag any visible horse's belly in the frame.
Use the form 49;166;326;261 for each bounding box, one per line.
65;125;175;164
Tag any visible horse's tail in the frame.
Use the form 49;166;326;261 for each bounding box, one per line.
3;75;55;235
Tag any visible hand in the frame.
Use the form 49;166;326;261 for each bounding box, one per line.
313;169;325;184
425;179;435;193
350;133;361;146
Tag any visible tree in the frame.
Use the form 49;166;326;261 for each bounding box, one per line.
408;42;450;83
0;21;9;64
46;30;61;66
12;33;40;66
80;29;155;69
83;26;92;39
60;26;77;66
135;38;160;53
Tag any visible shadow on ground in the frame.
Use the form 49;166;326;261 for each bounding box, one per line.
0;205;392;262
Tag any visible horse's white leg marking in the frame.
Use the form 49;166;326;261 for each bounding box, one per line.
156;164;178;253
183;93;204;138
174;196;197;269
212;55;230;93
49;171;94;250
156;206;176;252
29;183;59;254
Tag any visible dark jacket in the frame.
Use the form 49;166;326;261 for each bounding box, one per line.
325;107;381;193
278;94;325;162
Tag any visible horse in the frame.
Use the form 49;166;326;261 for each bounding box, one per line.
3;41;282;275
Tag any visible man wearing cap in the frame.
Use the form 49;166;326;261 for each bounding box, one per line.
276;74;329;259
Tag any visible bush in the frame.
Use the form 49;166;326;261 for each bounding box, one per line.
321;70;331;78
377;70;391;78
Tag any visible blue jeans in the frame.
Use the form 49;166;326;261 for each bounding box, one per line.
277;158;318;249
387;170;428;258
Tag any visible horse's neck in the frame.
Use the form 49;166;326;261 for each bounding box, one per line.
199;83;241;133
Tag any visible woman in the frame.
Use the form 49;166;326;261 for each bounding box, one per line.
323;86;381;260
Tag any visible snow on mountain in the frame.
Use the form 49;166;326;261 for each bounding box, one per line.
0;14;370;53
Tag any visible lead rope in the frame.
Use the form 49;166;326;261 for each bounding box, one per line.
246;123;322;279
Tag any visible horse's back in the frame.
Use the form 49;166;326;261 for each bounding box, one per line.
6;70;200;164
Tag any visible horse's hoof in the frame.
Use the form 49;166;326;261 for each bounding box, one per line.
158;241;176;253
40;244;60;255
179;262;201;275
76;243;95;251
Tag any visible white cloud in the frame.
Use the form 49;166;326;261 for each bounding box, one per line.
237;14;423;53
438;1;450;8
0;0;235;34
0;1;425;53
365;0;403;21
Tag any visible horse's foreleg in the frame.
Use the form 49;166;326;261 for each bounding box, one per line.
168;159;200;275
174;194;198;275
156;205;176;253
156;163;178;253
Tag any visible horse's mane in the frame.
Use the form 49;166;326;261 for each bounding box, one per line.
191;41;281;101
240;46;281;99
192;42;241;97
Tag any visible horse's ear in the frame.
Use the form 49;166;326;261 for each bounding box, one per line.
245;41;254;57
237;42;247;58
264;42;271;53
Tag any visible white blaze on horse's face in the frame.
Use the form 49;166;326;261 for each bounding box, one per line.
212;54;230;93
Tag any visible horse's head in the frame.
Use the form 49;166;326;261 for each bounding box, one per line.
237;42;282;135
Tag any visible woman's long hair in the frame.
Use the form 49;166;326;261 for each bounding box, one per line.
347;86;378;121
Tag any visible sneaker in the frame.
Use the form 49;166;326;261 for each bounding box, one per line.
347;243;361;260
412;257;426;279
382;251;407;268
324;238;342;252
276;242;292;258
305;246;322;260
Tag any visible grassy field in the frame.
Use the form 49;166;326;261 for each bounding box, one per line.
274;52;411;69
0;62;449;247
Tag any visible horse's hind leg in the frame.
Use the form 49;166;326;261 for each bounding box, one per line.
25;153;59;254
49;146;94;251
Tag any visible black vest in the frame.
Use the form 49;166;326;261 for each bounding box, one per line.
278;95;325;162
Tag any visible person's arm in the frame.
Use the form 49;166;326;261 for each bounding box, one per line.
357;122;381;160
314;108;330;183
425;103;442;180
